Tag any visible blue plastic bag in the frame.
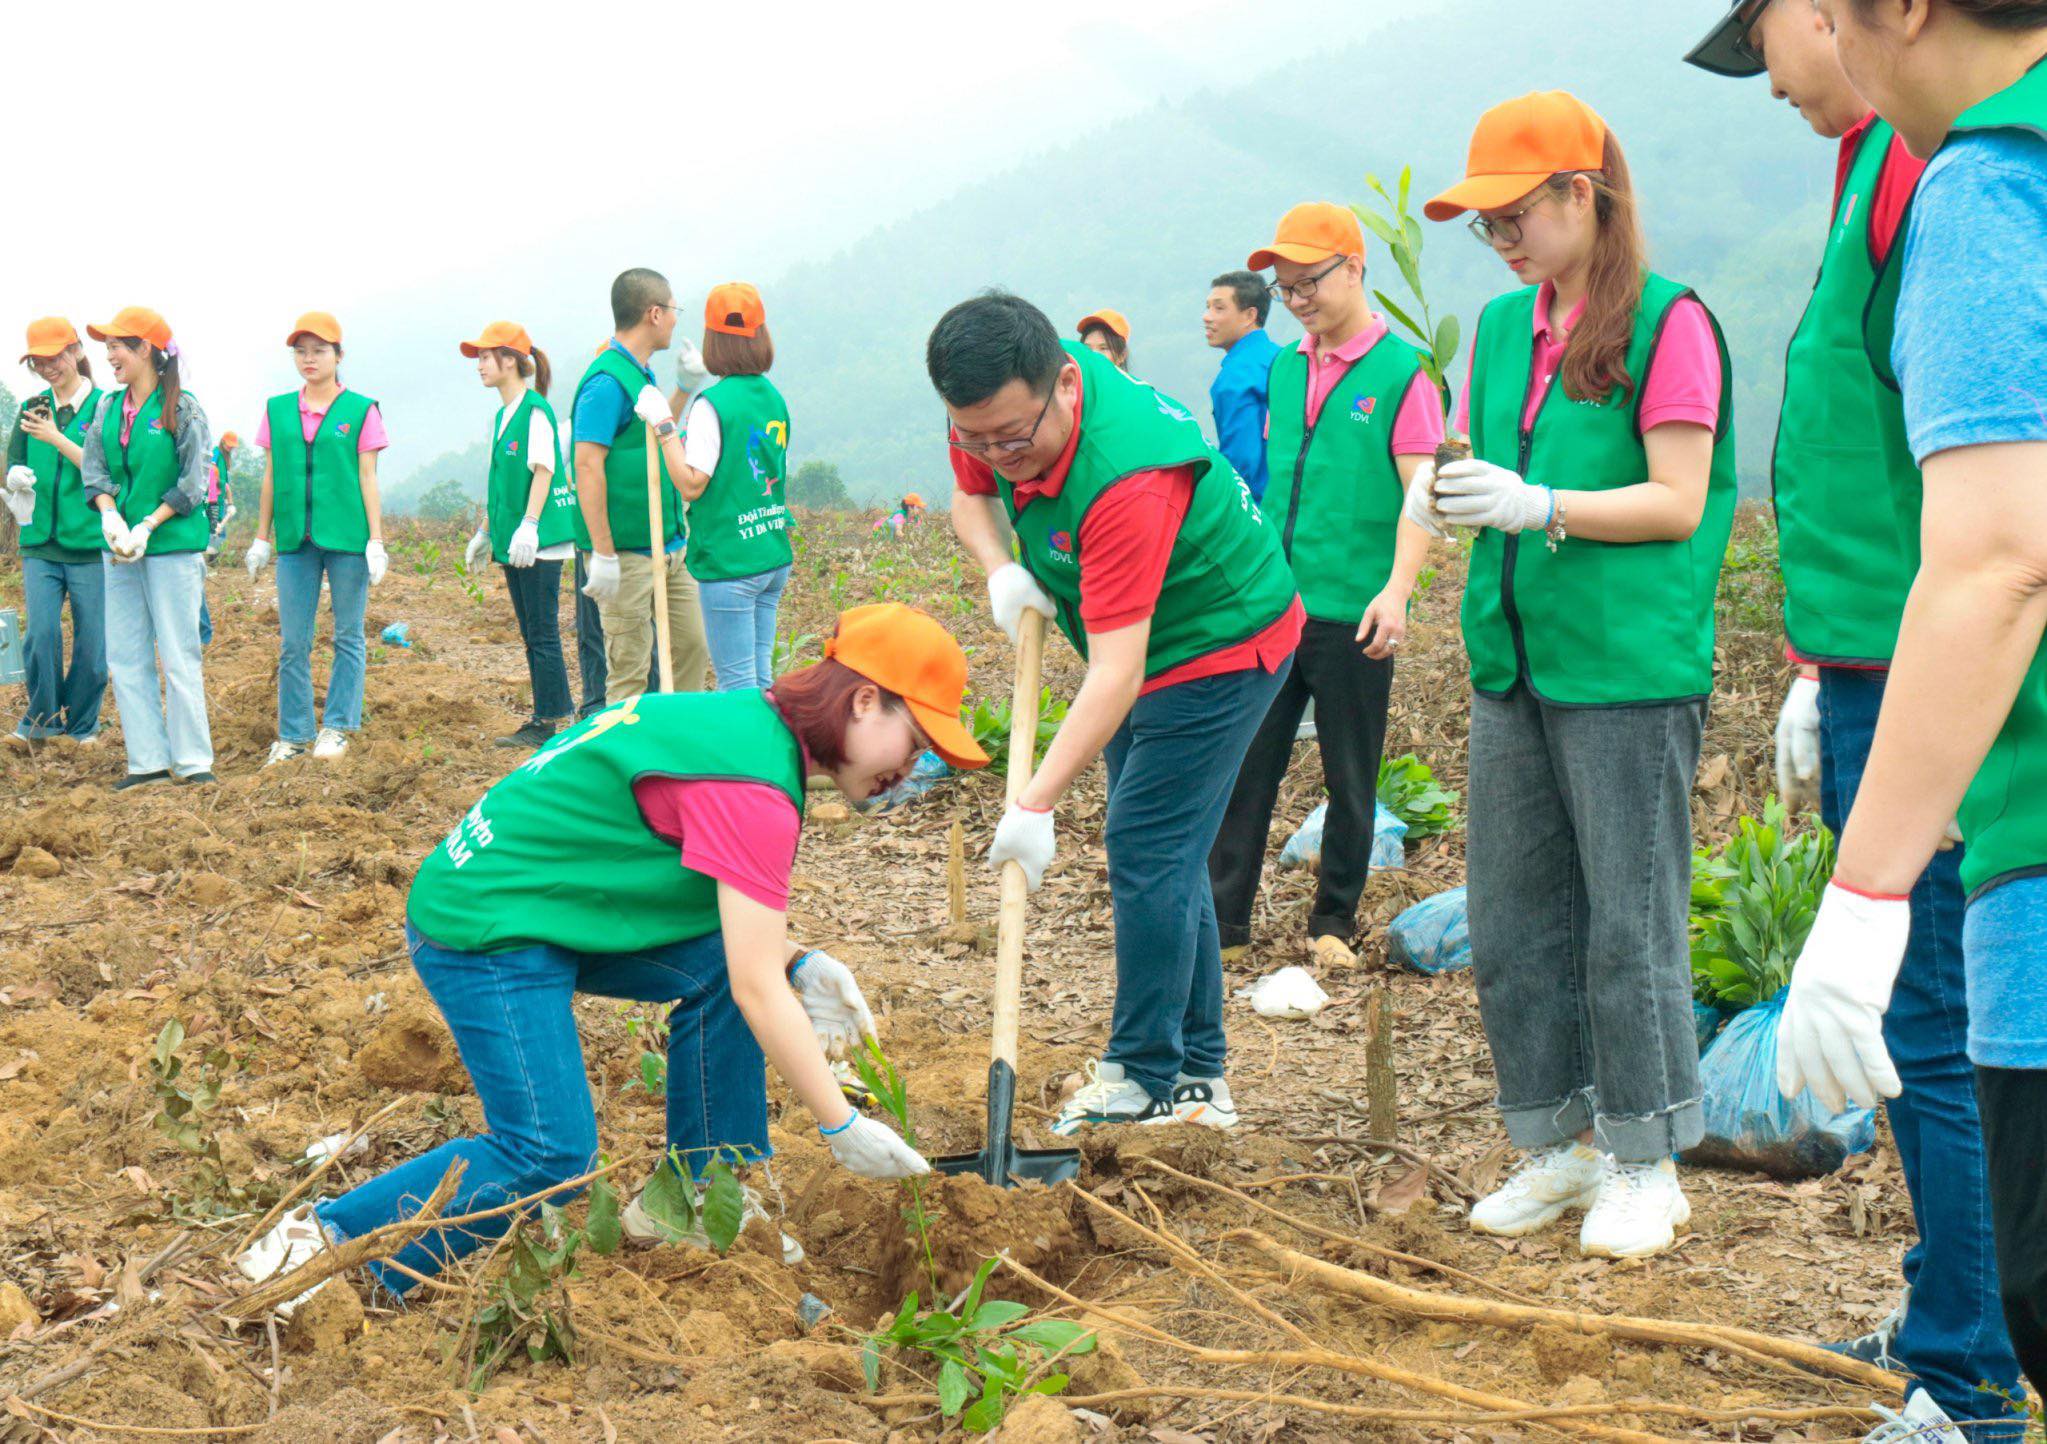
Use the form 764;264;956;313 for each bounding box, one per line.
1683;993;1876;1179
1281;801;1407;871
1388;887;1470;975
1693;1000;1728;1053
379;622;411;648
860;750;951;813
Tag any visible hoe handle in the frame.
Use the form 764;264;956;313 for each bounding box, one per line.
646;424;674;693
990;608;1046;1071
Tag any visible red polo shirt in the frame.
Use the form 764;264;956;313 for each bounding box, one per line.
951;371;1302;695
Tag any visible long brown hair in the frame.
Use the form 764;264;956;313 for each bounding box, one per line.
1549;130;1646;404
150;344;184;435
490;345;552;398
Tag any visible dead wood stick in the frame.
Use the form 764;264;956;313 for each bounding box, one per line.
1364;986;1397;1140
1234;1231;1905;1397
265;1316;281;1419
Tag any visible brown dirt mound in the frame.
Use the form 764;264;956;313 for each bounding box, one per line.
355;999;470;1093
878;1172;1084;1299
249;1387;404;1444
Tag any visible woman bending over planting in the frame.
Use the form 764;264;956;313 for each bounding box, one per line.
246;311;389;764
459;322;583;748
1413;92;1736;1260
236;603;984;1308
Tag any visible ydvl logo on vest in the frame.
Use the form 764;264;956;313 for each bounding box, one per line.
1348;395;1377;424
1044;529;1078;567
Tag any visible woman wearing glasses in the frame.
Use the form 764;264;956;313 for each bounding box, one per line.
1414;92;1736;1259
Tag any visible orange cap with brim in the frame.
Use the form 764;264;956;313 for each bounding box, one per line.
902;493;927;509
220;431;240;447
1424;92;1608;222
706;282;765;337
286;310;343;346
1076;308;1130;341
1247;202;1365;270
460;320;533;357
824;603;988;770
22;317;80;363
86;307;173;351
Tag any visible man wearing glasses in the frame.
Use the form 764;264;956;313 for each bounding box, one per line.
569;267;711;703
1210;203;1445;975
931;292;1302;1136
1684;6;2018;1438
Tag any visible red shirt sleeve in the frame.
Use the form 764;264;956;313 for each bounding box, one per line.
1075;466;1195;633
949;437;999;497
631;776;800;911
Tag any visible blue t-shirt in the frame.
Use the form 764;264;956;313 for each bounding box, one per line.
569;339;683;555
1209;329;1280;501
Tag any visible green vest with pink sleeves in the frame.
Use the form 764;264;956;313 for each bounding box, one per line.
266;388;374;554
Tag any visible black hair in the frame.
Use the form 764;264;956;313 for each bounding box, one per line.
1211;270;1271;327
925;292;1065;409
611;268;672;331
1078;322;1128;366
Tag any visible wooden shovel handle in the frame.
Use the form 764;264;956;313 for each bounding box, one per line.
646;423;674;693
990;608;1046;1071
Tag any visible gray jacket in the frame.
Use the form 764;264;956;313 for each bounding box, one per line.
81;389;210;517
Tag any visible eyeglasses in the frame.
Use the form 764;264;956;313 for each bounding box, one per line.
1467;195;1550;247
947;385;1056;459
1267;256;1349;303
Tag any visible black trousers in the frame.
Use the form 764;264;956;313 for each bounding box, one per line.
1976;1065;2047;1403
1209;617;1393;947
501;561;574;724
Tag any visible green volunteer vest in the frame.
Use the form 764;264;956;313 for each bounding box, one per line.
568;347;684;552
685;376;793;582
1464;273;1738;706
484;390;577;563
1263;333;1427;623
22;385;105;554
266;389;374;553
1863;60;2047;898
405;690;806;954
997;343;1297;679
97;389;209;555
1773;119;1920;665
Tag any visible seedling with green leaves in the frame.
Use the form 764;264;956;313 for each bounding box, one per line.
147;1019;275;1220
1377;753;1460;839
454;1204;583;1393
1690;798;1836;1008
618;1006;670;1095
967;689;1068;776
1352;166;1462;392
607;1146;750;1254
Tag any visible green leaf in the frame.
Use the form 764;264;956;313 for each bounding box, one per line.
1398;164;1413;215
637;1157;700;1243
917;1311;965;1344
1010;1320;1096;1356
1393;244;1425;309
1033;1374;1071;1397
1373;291;1427;346
1432;312;1462;372
889;1292;921;1341
701;1163;746;1254
968;1300;1030;1333
1352;204;1401;249
961;1378;1007;1435
585;1175;622;1256
152;1019;185;1072
959;1255;998;1322
860;1336;883;1393
937;1358;972;1417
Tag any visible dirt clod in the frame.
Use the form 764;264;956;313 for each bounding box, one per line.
185;871;233;906
285;1279;365;1353
994;1394;1086;1443
879;1173;1082;1298
0;1279;38;1337
1528;1324;1613;1383
1064;1328;1161;1423
10;845;60;878
250;1387;403;1443
355;1001;469;1093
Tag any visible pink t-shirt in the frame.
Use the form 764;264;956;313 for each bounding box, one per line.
1452;284;1722;437
1296;316;1449;455
254;388;390;452
631;776;800;911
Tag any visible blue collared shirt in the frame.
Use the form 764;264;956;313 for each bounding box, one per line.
569;339;683;555
1209;329;1281;500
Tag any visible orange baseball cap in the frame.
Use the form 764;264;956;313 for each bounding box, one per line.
824;603;988;770
459;321;533;357
1425;92;1609;221
220;431;240;447
1247;202;1365;270
705;282;765;338
86;307;173;350
286;311;343;346
22;317;79;363
1076;308;1130;341
902;492;927;509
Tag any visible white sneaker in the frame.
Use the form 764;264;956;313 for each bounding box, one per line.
1863;1389;1967;1443
1578;1158;1691;1259
1050;1060;1175;1136
1469;1143;1606;1238
1171;1074;1239;1129
264;738;307;766
233;1204;333;1317
312;727;349;759
621;1180;803;1266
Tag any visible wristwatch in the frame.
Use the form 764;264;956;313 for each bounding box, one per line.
654;419;678;440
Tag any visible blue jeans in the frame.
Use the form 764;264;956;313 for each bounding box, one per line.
276;544;369;742
18;556;107;741
1101;659;1292;1100
1819;668;2021;1430
317;924;768;1298
501;560;574;722
103;552;212;777
697;564;790;692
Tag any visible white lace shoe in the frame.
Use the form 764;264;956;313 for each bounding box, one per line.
1050;1060;1175;1136
621;1180;803;1266
233;1204;334;1317
265;738;307;766
312;727;349;759
1171;1074;1239;1129
1578;1158;1691;1259
1469;1143;1606;1237
1863;1388;1967;1443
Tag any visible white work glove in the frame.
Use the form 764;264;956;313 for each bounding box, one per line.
365;540;388;586
1776;883;1908;1115
222;503;237;526
632;384;673;429
826;1113;931;1180
1401;460;1448;539
789;950;878;1055
464;528;489;569
582;551;621;603
100;508;132;555
245;537;274;577
1433;459;1553;535
1775;675;1822;813
988;802;1055;893
115;518;154;562
674;339;710;393
2;467;34;526
986;562;1055;648
507;518;540;569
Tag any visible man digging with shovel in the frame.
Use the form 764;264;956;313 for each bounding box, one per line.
932;293;1302;1137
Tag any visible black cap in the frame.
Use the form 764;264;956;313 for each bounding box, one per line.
1685;0;1769;78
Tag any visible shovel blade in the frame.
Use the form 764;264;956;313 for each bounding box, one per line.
931;1059;1082;1189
